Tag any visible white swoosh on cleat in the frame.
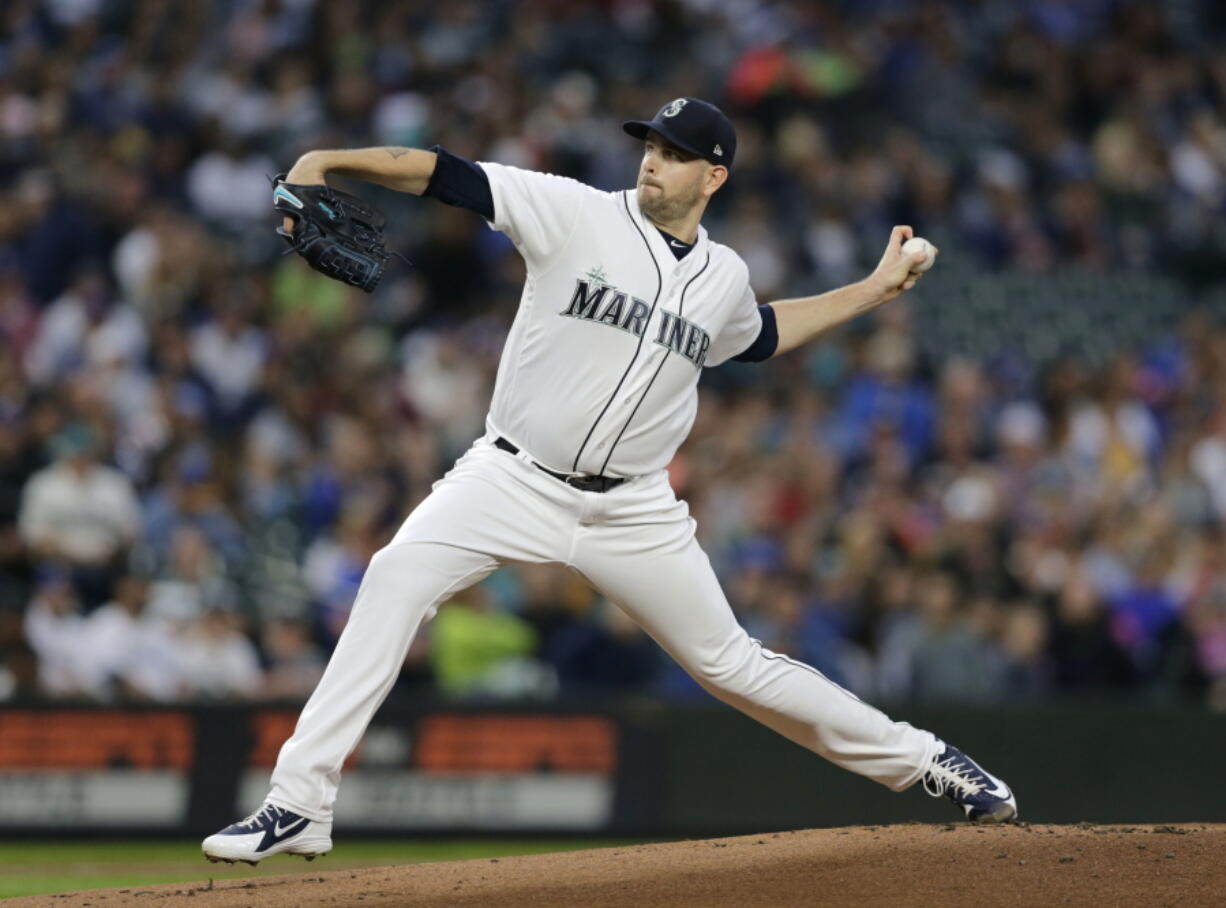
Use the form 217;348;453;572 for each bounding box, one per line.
983;780;1011;799
274;818;308;837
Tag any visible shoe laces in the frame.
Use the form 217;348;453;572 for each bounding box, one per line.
235;803;284;832
922;752;986;800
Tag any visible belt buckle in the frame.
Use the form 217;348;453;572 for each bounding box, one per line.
572;473;618;493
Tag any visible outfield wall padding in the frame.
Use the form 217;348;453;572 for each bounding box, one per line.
0;700;1221;835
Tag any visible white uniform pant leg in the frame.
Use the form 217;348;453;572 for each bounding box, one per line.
267;541;496;821
268;441;576;820
572;483;939;791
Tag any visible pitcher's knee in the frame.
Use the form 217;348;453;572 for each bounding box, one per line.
363;545;403;582
359;543;446;610
687;635;760;696
366;540;444;578
359;541;490;623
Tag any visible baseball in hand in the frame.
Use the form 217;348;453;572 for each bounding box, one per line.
901;236;936;273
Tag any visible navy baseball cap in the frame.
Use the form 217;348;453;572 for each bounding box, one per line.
623;98;736;168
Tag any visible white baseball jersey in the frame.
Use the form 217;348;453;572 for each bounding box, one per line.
479;162;763;478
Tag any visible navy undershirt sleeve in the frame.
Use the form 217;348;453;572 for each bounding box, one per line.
732;304;779;362
422;145;494;221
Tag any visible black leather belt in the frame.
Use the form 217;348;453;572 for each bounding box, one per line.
494;437;628;493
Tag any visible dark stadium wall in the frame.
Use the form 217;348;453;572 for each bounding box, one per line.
0;702;1223;836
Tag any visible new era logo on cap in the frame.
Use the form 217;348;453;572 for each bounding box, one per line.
622;97;737;168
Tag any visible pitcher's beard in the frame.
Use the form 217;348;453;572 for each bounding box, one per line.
637;182;702;225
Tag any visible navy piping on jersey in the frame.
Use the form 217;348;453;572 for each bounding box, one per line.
599;249;710;475
422;145;494;220
570;191;664;474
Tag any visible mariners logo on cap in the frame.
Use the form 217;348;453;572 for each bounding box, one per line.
662;98;687;117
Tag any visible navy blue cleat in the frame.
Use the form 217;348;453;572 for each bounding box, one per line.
202;803;332;865
922;743;1018;824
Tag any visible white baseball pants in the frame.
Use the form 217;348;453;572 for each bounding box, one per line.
267;436;939;821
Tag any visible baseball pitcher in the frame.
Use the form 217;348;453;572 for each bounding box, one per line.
204;98;1016;865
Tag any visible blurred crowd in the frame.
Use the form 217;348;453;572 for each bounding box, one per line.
2;0;1226;709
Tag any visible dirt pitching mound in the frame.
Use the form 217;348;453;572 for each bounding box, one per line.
11;824;1225;907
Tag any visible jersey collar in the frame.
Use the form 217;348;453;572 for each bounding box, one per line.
625;190;709;272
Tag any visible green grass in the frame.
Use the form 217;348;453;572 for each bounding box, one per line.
0;838;653;899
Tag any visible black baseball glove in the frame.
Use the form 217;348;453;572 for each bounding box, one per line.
272;175;397;292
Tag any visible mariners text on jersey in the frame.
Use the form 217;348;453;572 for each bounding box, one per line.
561;276;712;368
